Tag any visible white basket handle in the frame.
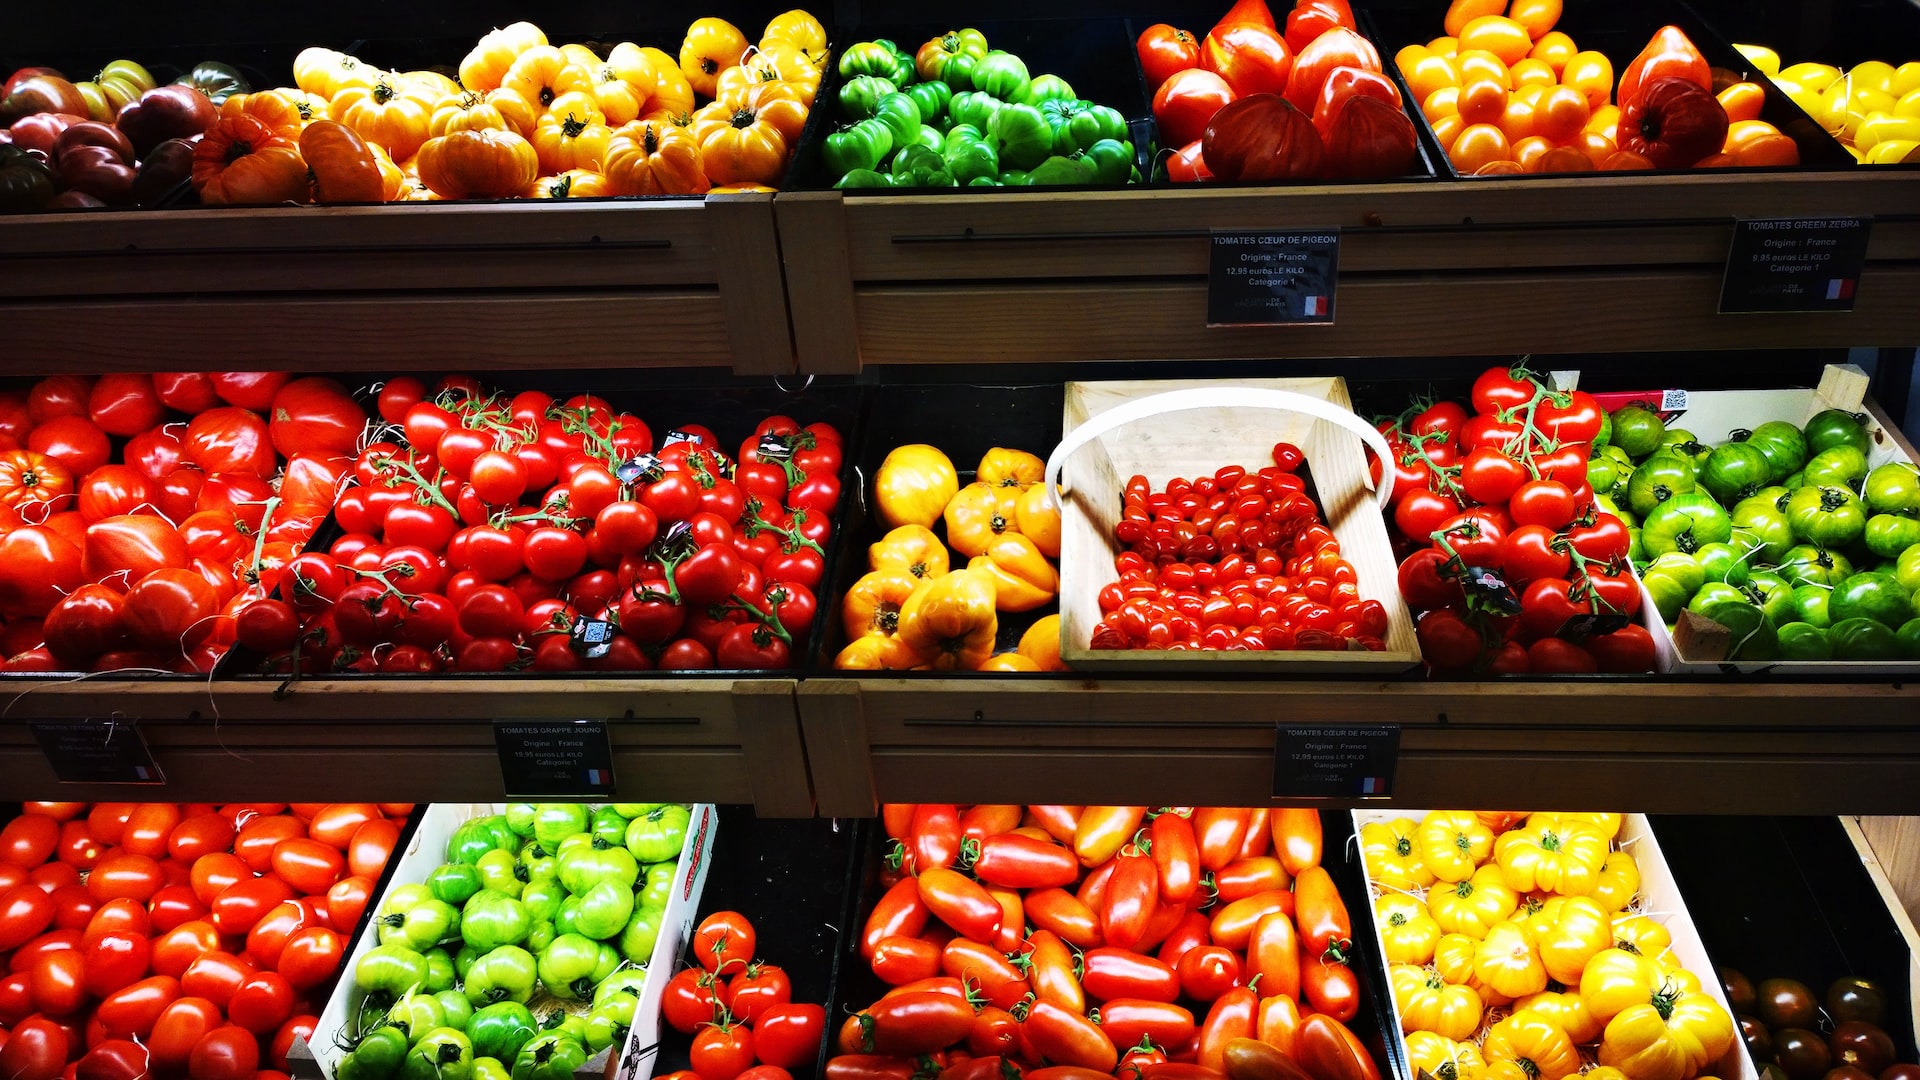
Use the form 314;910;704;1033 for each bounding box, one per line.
1045;387;1397;512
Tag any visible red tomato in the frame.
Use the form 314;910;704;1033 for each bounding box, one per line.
274;926;343;992
149;996;223;1074
1201;22;1294;97
116;804;181;860
188;1025;259;1080
93;975;180;1039
86;375;165;438
211;877;297;939
1;815;59;870
183;408;275;480
0;1015;70;1080
1154;68;1237;148
345;820;399;881
180;952;254;1010
1137;24;1202;92
82;930;149;997
28;949;86;1016
753;1004;826;1071
29;416;112;476
690;1023;755;1080
189;854;249;907
226;972;294;1035
151;922;220;980
267;378;364;458
75;1039;148;1080
269;840;345;897
210;374;291;412
147;886;206;934
85;855;161;905
234;817;305;874
693;911;757;975
154;374;221;414
244;900;320;970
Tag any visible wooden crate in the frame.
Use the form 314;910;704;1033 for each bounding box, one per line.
0;679;813;816
0;194;793;376
1055;376;1419;671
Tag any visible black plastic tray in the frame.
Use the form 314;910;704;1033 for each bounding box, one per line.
823;809;1408;1080
1651;815;1918;1070
1363;0;1855;178
650;807;868;1080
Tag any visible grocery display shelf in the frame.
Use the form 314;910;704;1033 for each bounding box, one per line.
778;170;1920;371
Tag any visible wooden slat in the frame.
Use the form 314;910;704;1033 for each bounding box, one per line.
1;292;735;374
733;680;813;818
796;682;878;819
1857;817;1920;928
709;193;798;376
775;192;864;376
850;267;1920;365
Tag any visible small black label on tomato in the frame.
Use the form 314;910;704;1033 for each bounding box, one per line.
1556;612;1632;641
569;616;615;659
1461;566;1523;614
615;453;664;485
493;720;617;798
1273;725;1400;799
754;433;795;461
33;720;166;785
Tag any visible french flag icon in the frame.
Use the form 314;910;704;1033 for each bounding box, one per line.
1303;296;1327;316
585;769;607;785
1827;278;1855;301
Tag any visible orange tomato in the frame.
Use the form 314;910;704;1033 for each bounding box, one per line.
1599;149;1655;170
1508;0;1563;41
1407;55;1462;103
1529;32;1577;75
1692;152;1738;168
1585;104;1620;135
1459;17;1533;67
1732;133;1800;166
1561;51;1614;110
1448;122;1513;172
1444;0;1506;38
1514;83;1548;108
1475;159;1526;175
1512;134;1554;169
1536;145;1595;171
1717;81;1766;123
1725;118;1784;152
1423;86;1462;122
1459;78;1509;125
1534;84;1591;142
1499;99;1537;140
1396;44;1433;75
1574;130;1617;165
1431;112;1467;150
1510;58;1557;88
1428;36;1461;58
1458;49;1512;87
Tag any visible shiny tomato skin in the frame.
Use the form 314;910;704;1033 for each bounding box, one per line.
274;926;343;992
209;877;296;937
187;1024;259;1080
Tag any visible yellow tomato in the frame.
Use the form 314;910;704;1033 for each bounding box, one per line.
1449;123;1514;173
875;444;959;529
1361;819;1436;891
1510;58;1558;88
1016;614;1067;672
1848;60;1899;95
1392;964;1485;1039
1897;88;1920;117
1408;55;1464;105
1508;0;1562;41
1562;50;1615;110
1473;922;1548;999
1868;138;1920;164
1458;49;1513;88
1529;31;1577;76
1781;62;1843;92
1895;61;1920;95
1734;43;1781;77
1376;892;1443;964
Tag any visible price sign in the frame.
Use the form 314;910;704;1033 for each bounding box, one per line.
1720;217;1871;313
1208;230;1340;326
32;720;165;785
493;720;618;798
1274;725;1400;799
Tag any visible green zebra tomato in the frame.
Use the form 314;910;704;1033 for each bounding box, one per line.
474;1059;509;1080
436;991;474;1032
1661;432;1713;469
470;1002;539;1064
1694;541;1752;585
511;1034;587;1080
1595;490;1636;527
594;968;648;1008
477;849;527;898
1805;409;1871;456
464;947;537;1006
589;808;628;848
558;841;638;895
518;842;556;884
505;805;538;838
1804;446;1869;490
389;991;446;1043
1688;582;1746;614
340;1026;409;1080
531;805;588;846
1779;544;1856;588
839;75;898;121
1830;616;1901;659
1642;571;1691;622
572;880;634;941
592;943;620;983
1786;485;1867;547
1745;421;1809;478
1865;463;1920;514
1776;622;1833;660
453;945;480;981
382;885;431;918
584;995;633;1053
1865;514;1920;559
540;1012;588;1045
1699;599;1777;660
1610;406;1666;459
639;863;677;909
1731;495;1795;563
1700;441;1772;503
525;921;556;954
520;880;565;924
1896;546;1920;593
1789;584;1831;628
357;945;430;995
1642;493;1732;557
380;898;458;951
1646;552;1705;594
1627;450;1698;517
427;864;483;907
624;806;690;864
1746;570;1797;627
972;51;1031;101
1831;570;1911;628
461;891;531;952
536;934;602;1001
424;948;456;994
619;905;665;964
450;818;515;865
402;1028;473;1080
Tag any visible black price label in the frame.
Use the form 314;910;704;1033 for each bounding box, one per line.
1207;230;1340;326
1557;612;1631;641
1274;725;1400;799
1461;565;1523;615
493;720;617;798
1720;217;1871;313
32;721;165;785
569;617;615;660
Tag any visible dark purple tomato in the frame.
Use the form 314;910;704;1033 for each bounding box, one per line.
1759;978;1820;1030
1776;1028;1833;1080
1723;968;1757;1014
1741;1015;1776;1063
1881;1065;1920;1080
1829;1022;1895;1076
1826;1068;1876;1080
1826;977;1887;1027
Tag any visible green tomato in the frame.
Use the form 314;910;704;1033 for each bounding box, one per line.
1786;485;1867;548
948;91;1001;133
1688;582;1746;614
1627;450;1698;518
1730;496;1796;563
531;805;589;847
1804;409;1871;456
572;879;635;941
402;1028;473;1080
1019;73;1076;107
619;904;666;965
638;863;677;909
1775;622;1833;660
381;885;431;919
1830;570;1911;629
1778;544;1856;588
1642;571;1691;623
871;92;922;148
823;119;894;177
1789;584;1832;628
1627;525;1645;563
1026;153;1097;185
588;808;628;848
340;1026;409;1080
539;1012;588;1045
1661;431;1712;466
389;991;445;1044
1746;571;1798;627
906;124;945;152
624;806;690;865
989;102;1053;172
423;948;456;994
1896;618;1920;658
833;168;893;189
1864;462;1920;514
476;848;527;898
435;991;474;1032
907;80;953;124
520;879;566;924
838;75;899;122
1830;616;1902;659
426;864;483;907
1698;599;1778;661
453;945;481;981
584;995;633;1053
839;41;903;80
1897;546;1920;593
464;946;538;1007
972;50;1031;101
610;803;664;818
1864;513;1920;559
470;1002;540;1065
357;945;430;996
524;921;556;954
518;841;557;884
592;942;620;984
536;933;602;1001
1588;455;1625;497
461;891;531;952
380;898;458;952
558;840;639;895
942;135;999;182
1592;406;1613;451
593;968;649;1008
511;1034;588;1080
554;896;583;938
1803;446;1869;490
1082;139;1134;185
474;1059;510;1080
1594;490;1636;527
1642;493;1733;557
1646;552;1705;595
449;817;515;866
1745;420;1810;478
504;805;538;838
1610;406;1666;459
1699;441;1772;503
1694;542;1752;586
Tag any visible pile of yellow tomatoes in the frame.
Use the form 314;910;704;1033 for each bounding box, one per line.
1360;811;1738;1080
1736;45;1920;165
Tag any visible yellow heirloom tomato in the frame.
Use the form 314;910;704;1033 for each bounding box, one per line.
1017;614;1068;672
945;482;1019;558
1391;964;1484;1039
869;524;950;581
968;534;1059;613
842;569;922;641
1589;850;1642;913
1430;864;1519;938
875;444;959;529
1600;992;1735;1080
1405;1031;1485;1080
1483;1012;1582;1080
897;567;998;670
978;447;1046;490
1376;893;1442;965
1418;811;1496;883
1494;812;1611;895
1515;989;1604;1044
1473;922;1548;999
1362;818;1437;890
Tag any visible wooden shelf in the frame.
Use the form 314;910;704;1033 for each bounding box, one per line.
776;170;1920;372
